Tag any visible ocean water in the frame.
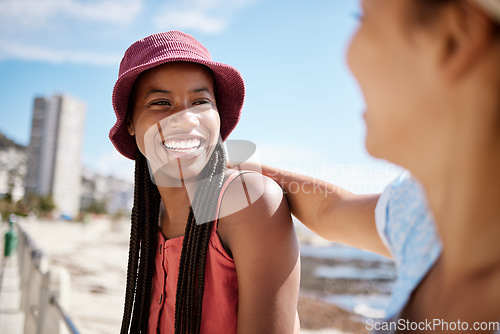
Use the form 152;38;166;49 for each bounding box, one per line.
314;264;395;281
299;242;396;320
300;243;392;263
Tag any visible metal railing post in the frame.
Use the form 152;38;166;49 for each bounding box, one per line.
14;221;80;334
38;266;72;334
37;270;50;334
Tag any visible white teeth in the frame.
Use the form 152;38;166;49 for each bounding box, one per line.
164;138;202;151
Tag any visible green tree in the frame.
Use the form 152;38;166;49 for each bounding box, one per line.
83;199;108;215
38;195;56;214
24;193;56;218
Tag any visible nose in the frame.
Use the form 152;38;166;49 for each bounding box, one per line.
167;108;200;131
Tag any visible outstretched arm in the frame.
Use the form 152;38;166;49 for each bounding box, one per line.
218;172;300;334
258;164;390;258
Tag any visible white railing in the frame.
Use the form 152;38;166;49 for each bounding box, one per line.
16;221;80;334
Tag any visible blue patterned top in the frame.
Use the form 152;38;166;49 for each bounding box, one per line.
373;172;499;334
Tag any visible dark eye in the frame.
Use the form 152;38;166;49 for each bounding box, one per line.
150;100;171;106
193;99;210;106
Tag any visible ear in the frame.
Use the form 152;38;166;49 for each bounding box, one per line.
127;120;135;136
438;1;494;82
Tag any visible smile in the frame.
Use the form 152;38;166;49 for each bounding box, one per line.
160;134;208;160
163;138;204;152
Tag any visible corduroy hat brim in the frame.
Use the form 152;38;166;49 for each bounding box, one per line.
110;31;245;160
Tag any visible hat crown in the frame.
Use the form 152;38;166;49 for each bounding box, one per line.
119;31;212;78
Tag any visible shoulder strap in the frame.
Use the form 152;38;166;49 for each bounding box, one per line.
212;170;259;231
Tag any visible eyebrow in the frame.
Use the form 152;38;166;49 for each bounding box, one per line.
192;88;210;93
145;87;211;98
145;89;171;98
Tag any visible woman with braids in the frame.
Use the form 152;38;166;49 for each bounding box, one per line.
109;31;300;334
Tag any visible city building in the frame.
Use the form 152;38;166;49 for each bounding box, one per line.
25;94;86;219
80;167;133;216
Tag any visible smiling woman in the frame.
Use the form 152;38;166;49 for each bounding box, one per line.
128;62;221;185
109;31;300;334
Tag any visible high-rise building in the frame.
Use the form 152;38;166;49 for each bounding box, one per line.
25;94;86;219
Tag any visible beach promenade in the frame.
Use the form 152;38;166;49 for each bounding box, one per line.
0;223;24;334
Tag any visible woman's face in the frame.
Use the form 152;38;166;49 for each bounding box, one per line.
128;62;220;185
347;0;447;167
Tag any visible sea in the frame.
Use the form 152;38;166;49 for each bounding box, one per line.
297;223;396;320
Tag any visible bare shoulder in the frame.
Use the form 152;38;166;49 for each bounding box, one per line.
217;170;294;254
219;170;286;221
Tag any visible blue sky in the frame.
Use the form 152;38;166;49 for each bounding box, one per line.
0;0;401;193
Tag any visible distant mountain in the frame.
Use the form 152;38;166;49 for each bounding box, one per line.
0;132;26;151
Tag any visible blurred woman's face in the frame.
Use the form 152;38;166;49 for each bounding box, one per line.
128;62;220;186
347;0;447;167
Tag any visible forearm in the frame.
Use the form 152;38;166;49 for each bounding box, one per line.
260;164;349;238
260;164;389;256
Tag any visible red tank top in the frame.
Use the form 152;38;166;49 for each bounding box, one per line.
148;173;240;334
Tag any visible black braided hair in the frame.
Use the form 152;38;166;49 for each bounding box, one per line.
174;143;226;334
120;150;161;334
120;143;227;334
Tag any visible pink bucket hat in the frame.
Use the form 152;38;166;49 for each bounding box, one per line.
110;31;245;160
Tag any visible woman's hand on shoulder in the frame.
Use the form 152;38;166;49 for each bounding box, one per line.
218;171;300;334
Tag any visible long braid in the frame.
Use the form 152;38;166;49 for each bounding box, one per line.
119;151;143;334
120;151;161;334
186;219;200;333
174;143;227;334
194;222;211;333
174;210;193;331
130;157;146;333
137;157;160;331
191;145;225;333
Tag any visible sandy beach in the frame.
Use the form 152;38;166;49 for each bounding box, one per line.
16;217;394;334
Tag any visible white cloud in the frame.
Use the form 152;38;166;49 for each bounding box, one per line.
0;0;142;27
155;9;228;34
0;0;142;65
0;40;122;65
0;0;259;65
153;0;260;34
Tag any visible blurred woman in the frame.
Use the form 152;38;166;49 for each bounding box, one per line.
255;0;500;332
